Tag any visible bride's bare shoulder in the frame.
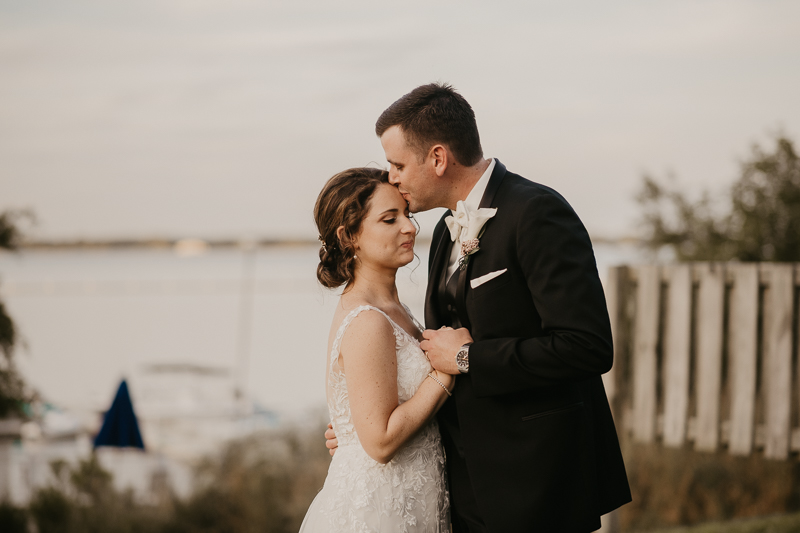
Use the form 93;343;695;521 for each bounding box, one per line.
336;300;393;339
329;300;391;340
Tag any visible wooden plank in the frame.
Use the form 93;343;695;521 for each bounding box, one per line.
662;265;692;447
694;263;725;452
755;424;766;449
797;265;800;455
632;265;660;443
604;265;633;418
727;264;759;455
720;420;731;444
762;264;793;459
599;509;621;533
687;416;697;441
0;440;12;501
603;267;622;404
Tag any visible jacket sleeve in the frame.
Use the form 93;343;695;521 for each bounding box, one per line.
468;192;614;398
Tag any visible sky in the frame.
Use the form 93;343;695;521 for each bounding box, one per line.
2;0;799;241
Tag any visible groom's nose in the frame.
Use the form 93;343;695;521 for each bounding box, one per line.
388;169;400;185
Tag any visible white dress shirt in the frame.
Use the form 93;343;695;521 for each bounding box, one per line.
445;158;496;279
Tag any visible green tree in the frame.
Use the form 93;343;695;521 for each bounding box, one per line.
29;455;168;533
636;135;800;261
0;210;31;417
23;425;331;532
0;501;29;533
165;424;331;533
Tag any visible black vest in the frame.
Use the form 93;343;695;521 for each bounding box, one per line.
436;259;462;329
435;254;465;455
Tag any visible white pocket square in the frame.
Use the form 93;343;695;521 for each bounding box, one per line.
470;268;507;289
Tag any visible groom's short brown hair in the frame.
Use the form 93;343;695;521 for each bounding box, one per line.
375;83;483;167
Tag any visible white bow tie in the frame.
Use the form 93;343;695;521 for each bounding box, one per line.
444;201;497;243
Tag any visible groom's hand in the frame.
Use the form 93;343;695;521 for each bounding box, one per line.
421;327;473;375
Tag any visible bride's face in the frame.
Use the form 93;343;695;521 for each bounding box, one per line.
352;183;416;270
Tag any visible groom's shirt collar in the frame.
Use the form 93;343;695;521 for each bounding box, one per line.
458;157;496;216
446;158;496;278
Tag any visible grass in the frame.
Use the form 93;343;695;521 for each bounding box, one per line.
635;511;800;533
619;443;800;531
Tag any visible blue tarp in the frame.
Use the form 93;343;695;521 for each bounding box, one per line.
93;379;145;450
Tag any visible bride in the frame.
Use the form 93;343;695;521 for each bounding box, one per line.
300;167;452;532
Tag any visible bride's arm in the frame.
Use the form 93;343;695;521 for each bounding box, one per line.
341;310;453;464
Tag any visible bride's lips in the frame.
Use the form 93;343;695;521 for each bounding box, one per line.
401;240;414;249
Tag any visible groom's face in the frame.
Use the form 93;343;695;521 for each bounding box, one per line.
381;125;437;213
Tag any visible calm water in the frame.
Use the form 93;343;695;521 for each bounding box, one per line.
0;241;643;425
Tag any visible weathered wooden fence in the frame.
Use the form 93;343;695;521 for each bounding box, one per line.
604;263;800;459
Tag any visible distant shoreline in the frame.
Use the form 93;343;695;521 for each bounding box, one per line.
11;235;640;251
15;238;324;251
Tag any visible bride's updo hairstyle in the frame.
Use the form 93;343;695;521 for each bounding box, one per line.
314;167;390;288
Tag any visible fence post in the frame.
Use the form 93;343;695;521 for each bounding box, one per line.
605;266;633;415
694;263;725;452
728;264;759;455
600;267;632;533
762;264;793;459
632;265;660;443
662;265;692;447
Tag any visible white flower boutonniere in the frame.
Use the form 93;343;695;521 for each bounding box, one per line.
444;201;497;271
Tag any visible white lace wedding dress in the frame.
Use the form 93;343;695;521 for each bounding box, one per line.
299;305;450;533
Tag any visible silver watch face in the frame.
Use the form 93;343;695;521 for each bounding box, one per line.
456;346;469;373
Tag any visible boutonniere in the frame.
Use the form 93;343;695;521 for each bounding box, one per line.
445;201;498;271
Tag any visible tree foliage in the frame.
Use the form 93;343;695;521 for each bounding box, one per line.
20;426;331;533
0;210;32;417
636;136;800;261
0;211;27;251
166;426;331;533
28;455;167;533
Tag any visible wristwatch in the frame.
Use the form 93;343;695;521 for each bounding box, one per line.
456;343;471;374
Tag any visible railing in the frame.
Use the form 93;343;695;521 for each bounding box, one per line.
604;263;800;459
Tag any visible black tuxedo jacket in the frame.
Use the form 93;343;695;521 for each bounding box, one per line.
426;161;631;532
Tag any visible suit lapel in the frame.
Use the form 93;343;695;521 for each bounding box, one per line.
424;214;453;329
453;159;507;330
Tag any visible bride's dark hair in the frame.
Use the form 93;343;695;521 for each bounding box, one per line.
314;167;390;288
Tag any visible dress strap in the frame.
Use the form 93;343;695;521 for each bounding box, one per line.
402;303;425;333
330;305;398;374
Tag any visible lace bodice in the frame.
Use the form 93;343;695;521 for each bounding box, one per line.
328;305;431;448
299;304;449;533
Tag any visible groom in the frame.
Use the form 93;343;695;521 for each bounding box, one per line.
330;83;631;532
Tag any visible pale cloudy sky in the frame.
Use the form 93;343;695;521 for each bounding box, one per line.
2;0;799;241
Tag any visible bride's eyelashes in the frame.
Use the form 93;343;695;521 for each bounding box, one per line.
383;213;412;225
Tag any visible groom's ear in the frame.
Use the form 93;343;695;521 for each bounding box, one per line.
430;144;448;177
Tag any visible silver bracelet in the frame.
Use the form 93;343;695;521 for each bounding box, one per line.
427;372;452;397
